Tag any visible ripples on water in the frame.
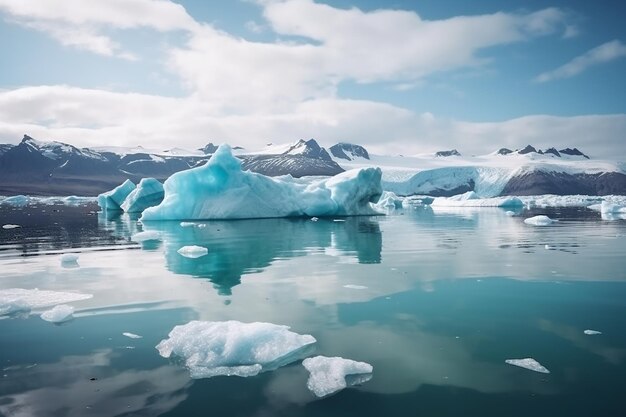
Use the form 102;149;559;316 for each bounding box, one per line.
0;202;625;416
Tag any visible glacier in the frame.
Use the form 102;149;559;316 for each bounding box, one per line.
121;178;164;213
302;356;373;397
97;179;136;211
155;320;316;378
431;191;523;208
141;145;383;221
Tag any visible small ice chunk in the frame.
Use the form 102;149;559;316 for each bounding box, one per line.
180;221;196;227
122;332;143;339
505;211;515;217
505;358;550;373
343;285;368;290
131;231;161;243
60;253;79;265
0;289;92;316
177;245;208;258
302;356;373;397
156;320;316;378
584;329;602;335
40;304;75;323
333;219;346;222
310;217;319;222
2;224;21;229
544;244;552;250
524;215;557;226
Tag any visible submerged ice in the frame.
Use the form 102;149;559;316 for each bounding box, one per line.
156;320;316;378
302;356;373;397
141;145;382;220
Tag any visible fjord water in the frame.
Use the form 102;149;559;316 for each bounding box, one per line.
1;203;625;417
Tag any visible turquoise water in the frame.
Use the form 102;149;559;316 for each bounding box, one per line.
1;203;625;416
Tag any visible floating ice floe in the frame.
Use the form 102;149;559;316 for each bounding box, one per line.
180;221;196;227
177;245;208;258
583;329;602;335
0;289;92;316
131;231;161;243
60;253;79;265
302;356;373;397
156;320;316;378
97;179;136;211
343;285;368;290
141;145;382;220
310;217;319;222
123;332;143;339
2;224;21;229
523;215;557;226
40;304;75;323
505;211;516;216
430;191;523;208
121;178;164;213
505;358;550;373
0;195;30;206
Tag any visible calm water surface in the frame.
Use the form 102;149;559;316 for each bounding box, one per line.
0;202;625;417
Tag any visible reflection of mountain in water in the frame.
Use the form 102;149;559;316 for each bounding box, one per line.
143;217;382;295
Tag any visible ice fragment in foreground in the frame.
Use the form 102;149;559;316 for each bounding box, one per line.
2;224;21;229
121;178;164;213
156;320;316;378
523;215;557;226
131;231;161;243
123;332;143;339
97;179;136;211
41;305;75;323
0;289;92;316
584;329;602;335
141;145;382;220
505;358;549;373
177;245;208;258
60;253;79;265
302;356;373;397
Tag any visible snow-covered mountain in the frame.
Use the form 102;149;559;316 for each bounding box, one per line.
0;136;343;195
333;145;625;197
329;143;370;161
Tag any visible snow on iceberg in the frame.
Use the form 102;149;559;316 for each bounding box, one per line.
431;191;523;208
121;178;164;213
97;179;136;211
505;358;550;373
156;320;316;378
302;356;373;397
177;245;208;258
524;215;558;226
0;288;92;316
41;304;74;323
141;145;382;221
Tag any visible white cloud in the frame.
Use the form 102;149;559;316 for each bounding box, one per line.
535;40;626;83
0;85;624;159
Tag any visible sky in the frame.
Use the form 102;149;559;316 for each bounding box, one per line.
0;0;625;157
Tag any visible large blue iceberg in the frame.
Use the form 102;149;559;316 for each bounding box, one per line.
121;178;164;213
141;145;383;221
97;179;135;211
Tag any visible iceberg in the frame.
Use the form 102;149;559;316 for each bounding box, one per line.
141;145;382;221
0;288;92;316
505;358;550;373
60;253;79;265
302;356;373;397
121;178;164;213
374;191;404;209
524;215;558;226
156;320;316;378
97;179;136;211
40;304;75;323
583;329;602;335
431;191;523;208
131;231;161;243
177;245;208;258
0;195;30;206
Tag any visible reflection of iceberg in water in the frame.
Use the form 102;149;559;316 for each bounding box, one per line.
142;217;382;295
